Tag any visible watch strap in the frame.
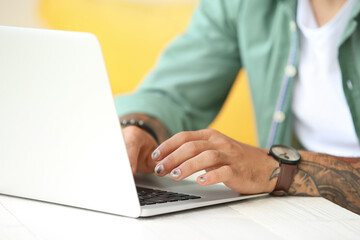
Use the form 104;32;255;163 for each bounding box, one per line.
271;163;297;196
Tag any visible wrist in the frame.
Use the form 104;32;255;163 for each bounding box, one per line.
258;148;279;193
119;113;171;143
120;119;159;144
267;145;301;196
265;149;279;193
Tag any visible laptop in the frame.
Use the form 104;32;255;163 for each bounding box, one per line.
0;26;265;218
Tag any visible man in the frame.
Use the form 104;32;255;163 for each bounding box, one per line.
115;0;360;214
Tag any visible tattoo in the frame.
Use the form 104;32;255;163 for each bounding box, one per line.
288;153;360;215
119;113;171;143
269;166;280;181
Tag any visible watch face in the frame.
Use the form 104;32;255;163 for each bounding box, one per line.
271;145;301;164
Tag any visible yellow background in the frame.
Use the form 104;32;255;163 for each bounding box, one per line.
40;0;257;146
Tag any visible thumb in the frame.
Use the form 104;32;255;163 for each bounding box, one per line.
125;142;141;175
122;128;141;175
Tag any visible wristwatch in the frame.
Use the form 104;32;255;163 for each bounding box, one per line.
268;145;301;196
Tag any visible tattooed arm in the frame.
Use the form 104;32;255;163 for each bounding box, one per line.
117;115;360;214
288;152;360;215
149;128;360;215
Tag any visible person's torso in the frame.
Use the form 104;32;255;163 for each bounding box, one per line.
232;0;360;151
293;0;360;156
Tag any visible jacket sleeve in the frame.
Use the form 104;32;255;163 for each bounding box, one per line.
114;0;242;135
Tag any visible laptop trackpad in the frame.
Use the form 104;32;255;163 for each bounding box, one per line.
135;173;195;188
134;173;240;198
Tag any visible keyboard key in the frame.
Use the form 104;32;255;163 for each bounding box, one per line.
136;187;201;206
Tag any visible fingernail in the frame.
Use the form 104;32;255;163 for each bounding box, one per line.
155;164;164;175
199;176;206;182
152;149;160;159
171;169;181;178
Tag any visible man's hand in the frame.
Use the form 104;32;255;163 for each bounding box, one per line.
152;129;278;195
122;126;158;174
120;114;360;215
151;128;360;214
120;113;171;175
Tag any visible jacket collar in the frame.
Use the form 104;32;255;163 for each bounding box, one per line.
351;0;360;19
282;0;360;19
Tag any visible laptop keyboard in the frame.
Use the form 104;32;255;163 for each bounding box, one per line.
136;187;201;206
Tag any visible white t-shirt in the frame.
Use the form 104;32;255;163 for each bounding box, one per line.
293;0;360;157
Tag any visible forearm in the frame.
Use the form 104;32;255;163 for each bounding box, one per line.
119;113;171;144
288;151;360;214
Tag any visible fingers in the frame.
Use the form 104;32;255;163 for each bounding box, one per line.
152;129;216;161
150;129;238;188
154;140;214;176
153;129;229;182
197;165;234;186
167;150;224;181
122;126;157;175
123;134;141;175
136;141;158;174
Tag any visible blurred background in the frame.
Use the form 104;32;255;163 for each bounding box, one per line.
0;0;257;146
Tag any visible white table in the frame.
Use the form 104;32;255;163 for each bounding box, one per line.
1;193;360;240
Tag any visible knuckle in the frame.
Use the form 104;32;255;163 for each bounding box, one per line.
223;165;234;177
235;163;245;175
123;126;146;142
123;134;137;146
216;137;231;146
183;141;198;155
124;125;140;134
203;128;219;136
122;125;135;136
165;155;181;171
207;129;225;141
165;154;176;165
210;166;233;183
209;128;220;134
216;139;237;154
182;160;196;172
176;131;188;139
210;169;222;182
204;150;220;160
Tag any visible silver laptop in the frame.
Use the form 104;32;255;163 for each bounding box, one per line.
0;26;265;218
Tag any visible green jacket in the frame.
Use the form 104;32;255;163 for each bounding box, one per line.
115;0;360;148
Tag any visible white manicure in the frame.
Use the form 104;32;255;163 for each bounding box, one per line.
171;169;181;178
152;149;160;159
155;164;164;174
